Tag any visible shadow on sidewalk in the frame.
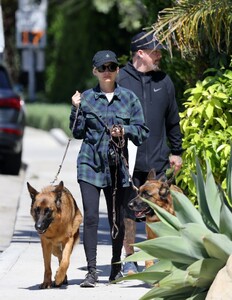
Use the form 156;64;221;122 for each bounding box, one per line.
12;211;145;246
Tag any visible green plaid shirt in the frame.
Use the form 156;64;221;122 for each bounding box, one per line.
70;84;149;187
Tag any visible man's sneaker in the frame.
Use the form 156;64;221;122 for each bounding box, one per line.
109;264;123;283
123;261;138;276
80;270;98;288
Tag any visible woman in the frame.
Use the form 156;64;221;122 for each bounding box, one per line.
70;50;149;288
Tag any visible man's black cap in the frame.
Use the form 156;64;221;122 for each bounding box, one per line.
130;31;164;52
92;50;118;68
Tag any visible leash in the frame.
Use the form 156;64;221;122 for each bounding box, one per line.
109;125;138;239
50;138;72;185
110;126;124;240
50;107;79;185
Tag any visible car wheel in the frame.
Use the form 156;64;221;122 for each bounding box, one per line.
1;150;22;175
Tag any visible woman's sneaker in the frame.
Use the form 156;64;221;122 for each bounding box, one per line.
80;270;98;287
122;261;138;276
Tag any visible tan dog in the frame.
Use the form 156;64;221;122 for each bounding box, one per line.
128;169;182;268
27;181;82;289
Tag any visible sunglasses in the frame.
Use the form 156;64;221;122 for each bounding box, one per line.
96;63;118;73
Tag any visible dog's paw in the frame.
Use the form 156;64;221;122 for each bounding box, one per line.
39;281;52;289
53;275;68;288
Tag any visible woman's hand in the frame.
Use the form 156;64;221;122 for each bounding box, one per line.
110;125;124;137
72;90;81;108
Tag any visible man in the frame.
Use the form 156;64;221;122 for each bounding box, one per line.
117;31;183;275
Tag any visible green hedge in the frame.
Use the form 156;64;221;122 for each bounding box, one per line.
177;64;232;200
25;103;72;136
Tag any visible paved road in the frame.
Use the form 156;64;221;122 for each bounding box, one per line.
0;127;149;300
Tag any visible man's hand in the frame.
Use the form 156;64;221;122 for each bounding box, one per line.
72;90;81;108
169;155;183;175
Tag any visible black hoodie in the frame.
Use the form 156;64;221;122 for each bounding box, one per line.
118;62;183;173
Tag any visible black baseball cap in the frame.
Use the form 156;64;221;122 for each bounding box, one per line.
92;50;118;68
130;31;164;52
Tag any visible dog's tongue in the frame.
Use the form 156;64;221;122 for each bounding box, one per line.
135;211;145;218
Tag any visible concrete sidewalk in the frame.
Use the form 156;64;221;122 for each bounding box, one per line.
0;127;149;300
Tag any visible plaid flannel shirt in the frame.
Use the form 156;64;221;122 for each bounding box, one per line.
69;84;149;188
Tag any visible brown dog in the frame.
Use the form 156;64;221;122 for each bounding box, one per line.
128;169;182;268
27;181;82;289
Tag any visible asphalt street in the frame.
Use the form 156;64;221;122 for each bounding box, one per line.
0;127;148;300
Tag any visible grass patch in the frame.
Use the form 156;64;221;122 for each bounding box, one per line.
25;103;72;136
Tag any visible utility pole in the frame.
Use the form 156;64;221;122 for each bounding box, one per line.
15;0;47;101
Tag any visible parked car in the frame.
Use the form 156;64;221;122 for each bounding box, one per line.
0;64;26;175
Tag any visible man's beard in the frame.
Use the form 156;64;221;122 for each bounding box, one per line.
153;63;160;72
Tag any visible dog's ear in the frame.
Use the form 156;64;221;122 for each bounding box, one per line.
159;175;167;182
27;182;39;205
147;169;156;180
54;181;64;209
159;182;170;202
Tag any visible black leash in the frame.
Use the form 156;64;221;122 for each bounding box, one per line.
110;126;124;240
109;125;138;239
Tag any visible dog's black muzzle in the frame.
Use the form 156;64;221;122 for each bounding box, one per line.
35;216;53;234
128;195;154;219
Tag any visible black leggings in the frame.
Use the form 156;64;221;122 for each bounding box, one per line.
79;175;126;270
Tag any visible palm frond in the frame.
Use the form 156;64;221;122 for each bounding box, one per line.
151;0;232;57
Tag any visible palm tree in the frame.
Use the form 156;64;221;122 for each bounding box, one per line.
151;0;232;66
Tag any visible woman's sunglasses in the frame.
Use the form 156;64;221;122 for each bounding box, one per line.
97;63;118;73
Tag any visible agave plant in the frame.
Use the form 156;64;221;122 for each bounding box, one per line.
119;148;232;299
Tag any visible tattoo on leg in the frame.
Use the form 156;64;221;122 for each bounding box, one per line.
123;218;136;255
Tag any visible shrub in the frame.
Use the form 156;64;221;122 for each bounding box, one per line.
25;103;72;136
178;61;232;200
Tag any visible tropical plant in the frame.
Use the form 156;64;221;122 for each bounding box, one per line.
118;149;232;299
151;0;232;59
178;61;232;200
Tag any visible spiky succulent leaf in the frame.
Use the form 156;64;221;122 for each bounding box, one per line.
142;198;182;230
123;250;155;262
171;190;205;225
140;284;200;300
116;270;164;284
158;268;196;288
135;236;201;264
187;258;225;287
219;202;232;239
179;223;210;258
195;155;218;232
226;144;232;207
218;184;232;214
118;259;185;284
143;259;187;274
146;221;180;238
186;292;208;300
203;233;232;262
204;160;221;227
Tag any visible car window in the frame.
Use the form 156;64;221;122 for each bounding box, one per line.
0;67;12;89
